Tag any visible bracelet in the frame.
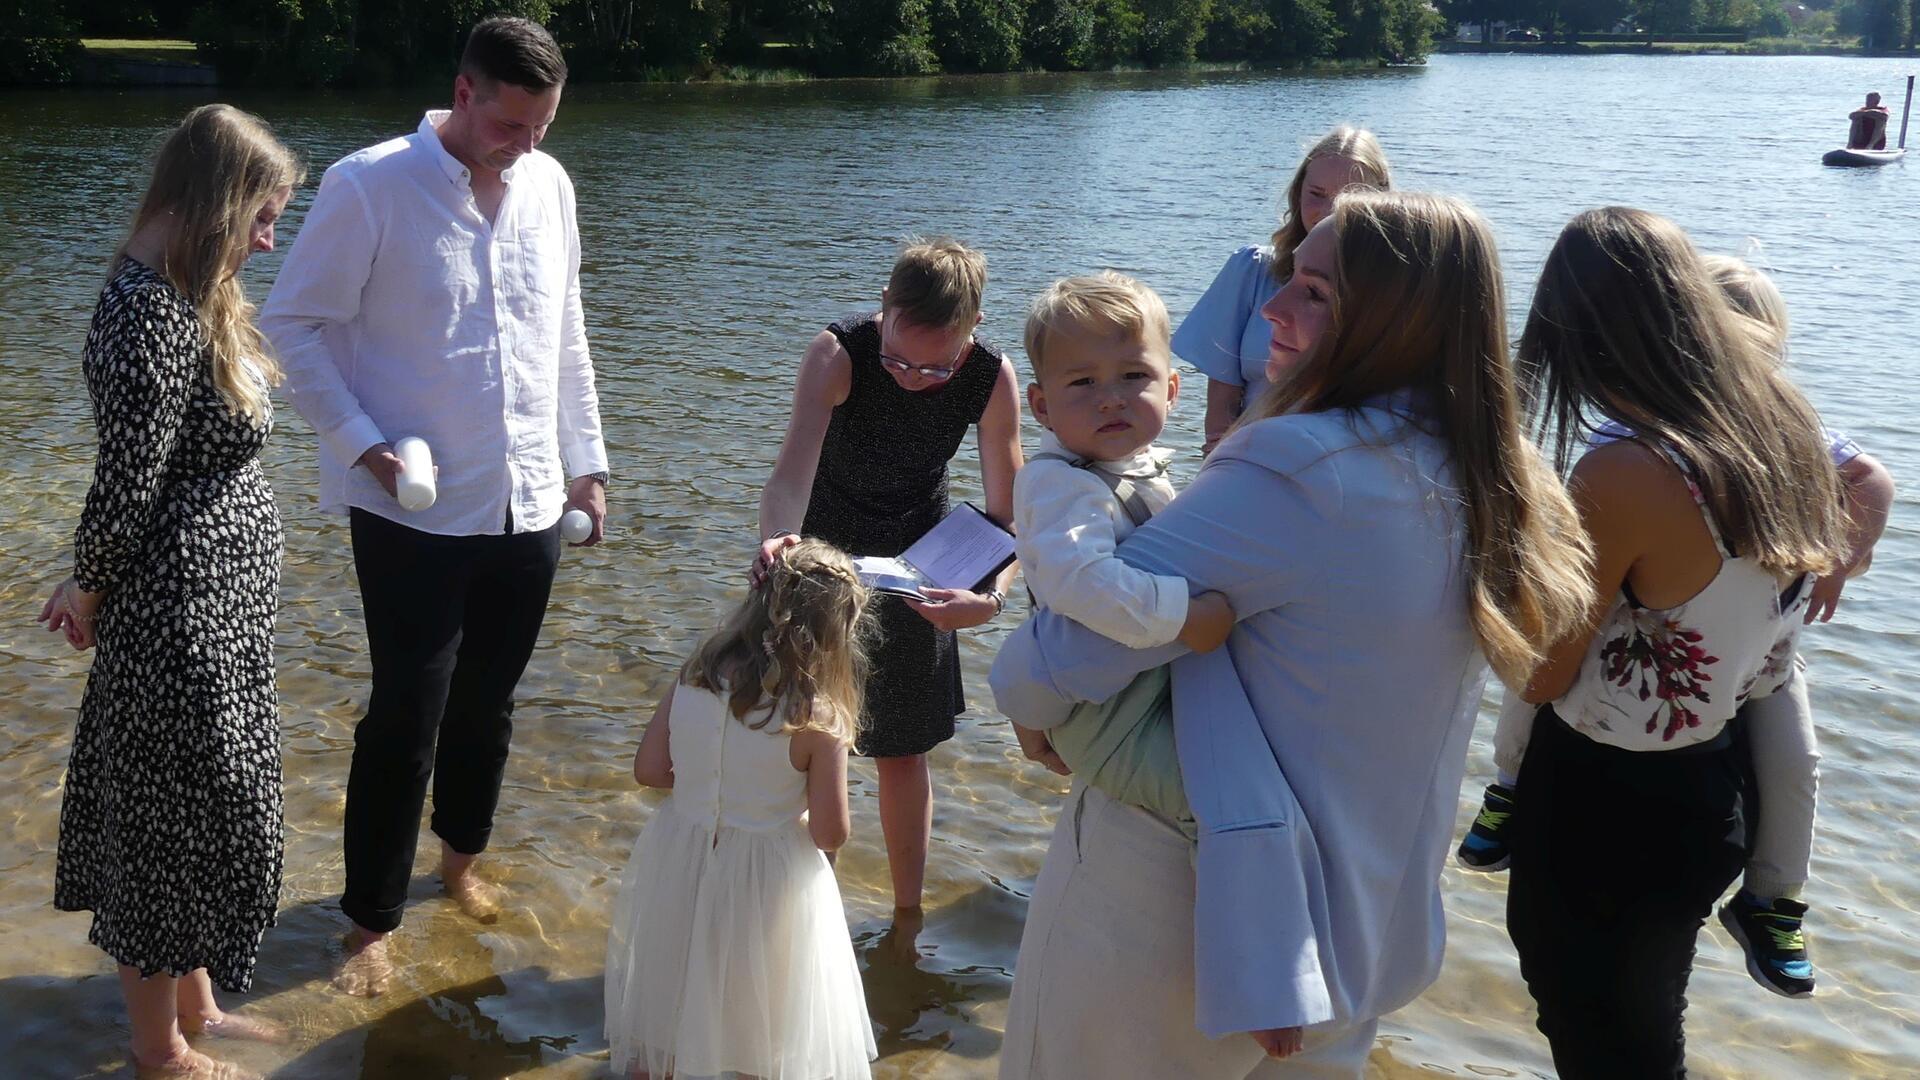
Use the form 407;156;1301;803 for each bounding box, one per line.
770;529;798;541
63;581;96;627
986;588;1007;617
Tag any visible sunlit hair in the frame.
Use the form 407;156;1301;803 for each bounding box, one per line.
1269;125;1393;283
886;236;987;330
1519;207;1846;578
1243;190;1593;688
1701;254;1789;348
680;538;874;744
113;104;304;423
1023;271;1170;383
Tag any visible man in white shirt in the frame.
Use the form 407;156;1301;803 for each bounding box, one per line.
261;16;608;995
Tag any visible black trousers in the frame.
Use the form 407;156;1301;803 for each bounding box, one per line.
342;508;561;933
1506;705;1747;1080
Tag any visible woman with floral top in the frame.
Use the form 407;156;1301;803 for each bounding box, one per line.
1503;207;1850;1080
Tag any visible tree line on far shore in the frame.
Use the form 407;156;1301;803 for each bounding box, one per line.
1440;0;1915;47
6;0;1443;85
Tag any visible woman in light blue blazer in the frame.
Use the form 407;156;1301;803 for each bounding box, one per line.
991;191;1594;1078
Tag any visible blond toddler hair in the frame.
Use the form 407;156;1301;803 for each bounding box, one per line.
1023;271;1171;384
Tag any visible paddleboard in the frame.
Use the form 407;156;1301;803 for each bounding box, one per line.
1823;146;1907;167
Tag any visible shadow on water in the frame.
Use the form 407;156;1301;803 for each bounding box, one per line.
272;967;603;1079
253;897;608;1079
858;886;1020;1065
0;896;608;1079
0;970;130;1078
0;887;1021;1078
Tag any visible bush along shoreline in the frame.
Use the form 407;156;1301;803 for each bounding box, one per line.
5;0;1441;87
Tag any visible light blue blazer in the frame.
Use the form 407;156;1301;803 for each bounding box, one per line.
1171;245;1283;411
991;394;1490;1037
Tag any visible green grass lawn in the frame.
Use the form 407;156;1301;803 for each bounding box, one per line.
82;39;205;65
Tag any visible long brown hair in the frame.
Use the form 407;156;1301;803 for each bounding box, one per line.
1268;126;1392;283
1519;208;1846;577
1246;190;1593;687
113;104;304;422
680;539;874;744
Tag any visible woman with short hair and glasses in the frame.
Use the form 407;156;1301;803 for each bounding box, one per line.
754;236;1024;917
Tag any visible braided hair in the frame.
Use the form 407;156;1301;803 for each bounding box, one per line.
680;538;874;743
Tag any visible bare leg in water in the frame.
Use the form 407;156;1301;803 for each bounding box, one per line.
121;967;260;1079
175;968;284;1043
876;752;932;912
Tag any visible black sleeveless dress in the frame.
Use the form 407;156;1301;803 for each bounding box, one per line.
803;314;1005;757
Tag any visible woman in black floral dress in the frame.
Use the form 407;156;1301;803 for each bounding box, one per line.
37;104;303;1080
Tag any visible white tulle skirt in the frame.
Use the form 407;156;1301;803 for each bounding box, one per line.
605;805;876;1080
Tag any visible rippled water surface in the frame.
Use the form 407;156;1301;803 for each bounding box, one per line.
2;54;1918;1078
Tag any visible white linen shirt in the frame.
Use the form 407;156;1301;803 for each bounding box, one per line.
262;110;607;536
1013;429;1188;649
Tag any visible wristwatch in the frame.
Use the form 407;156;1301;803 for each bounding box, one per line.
986;588;1007;616
581;470;610;487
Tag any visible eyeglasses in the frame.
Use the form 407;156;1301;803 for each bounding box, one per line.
878;337;971;382
879;354;963;381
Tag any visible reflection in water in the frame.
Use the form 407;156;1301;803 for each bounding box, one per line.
0;55;1917;1080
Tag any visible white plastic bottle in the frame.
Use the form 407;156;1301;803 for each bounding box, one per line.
392;437;436;512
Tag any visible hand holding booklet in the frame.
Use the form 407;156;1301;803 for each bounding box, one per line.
853;503;1016;602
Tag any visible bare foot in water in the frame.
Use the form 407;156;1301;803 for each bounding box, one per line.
134;1044;263;1079
181;1010;287;1044
878;905;926;966
442;843;505;924
333;927;392;997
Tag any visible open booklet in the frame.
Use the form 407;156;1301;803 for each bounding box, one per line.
853;502;1016;602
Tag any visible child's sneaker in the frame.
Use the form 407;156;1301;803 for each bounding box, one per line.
1454;783;1516;872
1719;892;1815;998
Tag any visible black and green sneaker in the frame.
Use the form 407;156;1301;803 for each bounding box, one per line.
1719;892;1815;998
1454;783;1516;872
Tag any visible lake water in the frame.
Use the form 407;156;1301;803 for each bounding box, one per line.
2;53;1917;1078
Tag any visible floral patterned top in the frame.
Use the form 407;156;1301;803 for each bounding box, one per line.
1554;441;1813;751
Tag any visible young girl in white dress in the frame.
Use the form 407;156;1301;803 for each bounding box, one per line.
605;539;878;1080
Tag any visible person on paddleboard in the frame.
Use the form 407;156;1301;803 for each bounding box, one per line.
1849;92;1890;150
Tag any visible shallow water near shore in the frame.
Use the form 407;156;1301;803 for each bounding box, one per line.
2;54;1918;1078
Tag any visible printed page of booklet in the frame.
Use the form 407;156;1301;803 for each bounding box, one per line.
853;504;1015;601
